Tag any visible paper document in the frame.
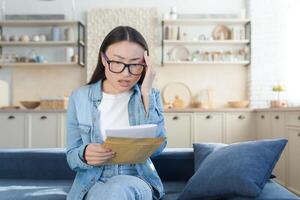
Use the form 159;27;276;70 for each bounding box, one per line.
100;124;165;164
104;124;158;140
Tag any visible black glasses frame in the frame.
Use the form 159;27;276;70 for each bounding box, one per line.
103;53;146;76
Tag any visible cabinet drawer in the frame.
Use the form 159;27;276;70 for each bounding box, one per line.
0;113;26;148
164;113;192;148
194;113;223;143
286;112;300;127
30;113;58;148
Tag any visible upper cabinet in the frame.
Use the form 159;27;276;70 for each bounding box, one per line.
0;20;85;68
161;18;251;66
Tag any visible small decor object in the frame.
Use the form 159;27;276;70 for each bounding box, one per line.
51;26;61;41
271;84;287;108
228;100;250;108
172;95;185;108
19;35;30;42
162;82;192;109
9;35;18;42
40;96;69;110
66;47;75;62
169;6;177;20
32;35;40;42
167;46;190;61
39;34;47;42
212;25;231;40
64;27;74;41
20;101;40;109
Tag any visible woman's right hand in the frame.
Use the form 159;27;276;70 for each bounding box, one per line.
84;143;115;166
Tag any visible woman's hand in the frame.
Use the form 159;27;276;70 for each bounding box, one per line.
84;143;115;166
141;51;156;95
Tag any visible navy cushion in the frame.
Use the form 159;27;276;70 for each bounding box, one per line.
178;139;288;200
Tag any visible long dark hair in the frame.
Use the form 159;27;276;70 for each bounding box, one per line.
87;26;149;85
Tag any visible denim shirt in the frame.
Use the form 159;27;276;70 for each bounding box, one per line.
66;80;167;200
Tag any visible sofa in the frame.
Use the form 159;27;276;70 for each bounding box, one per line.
0;148;299;200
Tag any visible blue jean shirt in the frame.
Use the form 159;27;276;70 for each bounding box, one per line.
66;80;167;200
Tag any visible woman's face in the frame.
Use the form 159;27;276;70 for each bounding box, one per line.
101;41;145;94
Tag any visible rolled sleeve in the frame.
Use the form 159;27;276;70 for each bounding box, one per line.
145;89;167;157
66;93;93;172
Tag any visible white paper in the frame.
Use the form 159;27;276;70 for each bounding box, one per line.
104;124;158;140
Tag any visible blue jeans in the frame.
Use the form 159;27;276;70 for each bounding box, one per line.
85;164;153;200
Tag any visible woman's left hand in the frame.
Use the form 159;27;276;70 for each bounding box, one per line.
141;51;156;96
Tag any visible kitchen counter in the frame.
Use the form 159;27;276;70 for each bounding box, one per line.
0;109;66;113
1;107;300;113
164;108;254;113
254;107;300;112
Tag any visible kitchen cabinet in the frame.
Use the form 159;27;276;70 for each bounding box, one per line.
256;112;271;139
287;127;300;195
285;111;300;195
225;112;255;143
0;111;65;148
194;113;223;143
164;113;192;148
270;112;287;185
29;113;59;148
0;113;26;148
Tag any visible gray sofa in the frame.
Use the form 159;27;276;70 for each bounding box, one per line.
0;148;299;200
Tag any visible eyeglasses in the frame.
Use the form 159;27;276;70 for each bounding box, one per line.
103;53;146;76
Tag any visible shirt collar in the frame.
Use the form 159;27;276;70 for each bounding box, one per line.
89;79;141;102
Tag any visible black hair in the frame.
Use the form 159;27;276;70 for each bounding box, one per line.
87;26;149;85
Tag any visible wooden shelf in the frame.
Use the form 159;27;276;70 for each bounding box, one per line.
163;40;250;45
163;61;250;66
163;18;251;25
0;62;82;67
0;41;83;47
0;20;80;26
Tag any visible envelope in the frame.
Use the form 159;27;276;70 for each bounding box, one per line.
101;137;166;164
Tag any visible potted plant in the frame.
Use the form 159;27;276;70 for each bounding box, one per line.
270;84;287;108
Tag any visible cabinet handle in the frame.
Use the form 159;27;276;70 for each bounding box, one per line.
40;116;47;120
261;115;265;119
275;115;280;120
238;115;245;120
206;115;212;119
172;116;178;120
8;115;15;119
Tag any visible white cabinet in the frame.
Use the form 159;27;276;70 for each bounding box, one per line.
0;112;65;148
194;113;223;143
270;112;287;185
287;127;300;195
0;113;26;148
29;113;59;148
164;113;192;148
225;112;255;143
256;112;271;139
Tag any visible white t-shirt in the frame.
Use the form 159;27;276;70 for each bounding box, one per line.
98;90;133;139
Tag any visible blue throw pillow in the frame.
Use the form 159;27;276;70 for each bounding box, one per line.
178;139;287;200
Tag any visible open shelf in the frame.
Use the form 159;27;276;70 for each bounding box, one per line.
163;40;250;45
163;61;250;66
0;62;83;67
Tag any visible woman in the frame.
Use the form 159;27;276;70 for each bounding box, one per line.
66;26;167;200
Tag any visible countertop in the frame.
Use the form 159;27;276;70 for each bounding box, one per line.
1;107;300;113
